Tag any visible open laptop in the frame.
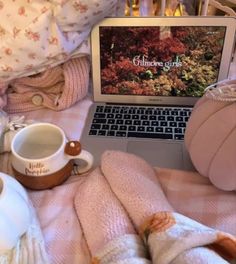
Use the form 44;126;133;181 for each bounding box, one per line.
80;16;236;170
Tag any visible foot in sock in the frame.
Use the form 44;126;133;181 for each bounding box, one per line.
101;150;173;230
101;151;236;264
74;167;151;263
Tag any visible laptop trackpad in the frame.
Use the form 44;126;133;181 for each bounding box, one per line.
127;140;184;169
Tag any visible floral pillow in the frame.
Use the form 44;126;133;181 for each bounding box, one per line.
0;0;125;81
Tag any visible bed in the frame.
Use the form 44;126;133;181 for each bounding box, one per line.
0;1;236;263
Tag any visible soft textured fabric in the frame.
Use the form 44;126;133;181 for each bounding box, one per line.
0;202;49;264
75;166;151;263
0;115;35;153
0;82;9;109
3;57;90;113
141;212;235;264
0;0;126;82
100;151;236;264
28;179;91;264
156;167;236;236
101;150;174;229
75;167;137;256
75;151;236;264
90;235;151;264
142;212;236;264
0;97;236;263
0;0;126;111
171;247;231;264
1;148;235;264
185;79;236;191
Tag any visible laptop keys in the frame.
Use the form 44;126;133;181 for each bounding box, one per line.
89;105;192;140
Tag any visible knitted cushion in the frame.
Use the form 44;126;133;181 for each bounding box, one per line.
185;79;236;191
4;57;90;113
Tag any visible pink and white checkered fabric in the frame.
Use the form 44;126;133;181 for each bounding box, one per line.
156;168;236;235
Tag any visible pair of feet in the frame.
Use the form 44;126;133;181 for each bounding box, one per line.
75;150;172;258
75;151;235;263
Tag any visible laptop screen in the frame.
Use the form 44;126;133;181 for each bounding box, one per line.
92;17;236;106
99;25;226;98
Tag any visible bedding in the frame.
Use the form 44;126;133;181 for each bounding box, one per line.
1;144;236;264
0;89;236;263
0;195;49;263
0;0;126;109
75;152;236;264
0;0;126;82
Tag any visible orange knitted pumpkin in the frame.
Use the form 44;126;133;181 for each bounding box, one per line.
185;79;236;191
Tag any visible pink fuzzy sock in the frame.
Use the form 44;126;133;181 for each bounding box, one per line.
74;167;137;256
101;150;173;230
101;151;235;264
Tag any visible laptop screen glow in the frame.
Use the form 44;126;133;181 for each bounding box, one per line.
99;25;226;98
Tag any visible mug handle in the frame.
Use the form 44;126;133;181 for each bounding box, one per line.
64;141;94;174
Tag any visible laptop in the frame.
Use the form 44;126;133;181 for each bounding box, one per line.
80;16;236;170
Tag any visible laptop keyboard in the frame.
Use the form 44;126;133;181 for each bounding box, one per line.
89;105;192;140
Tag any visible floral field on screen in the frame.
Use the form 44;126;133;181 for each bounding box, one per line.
100;26;225;97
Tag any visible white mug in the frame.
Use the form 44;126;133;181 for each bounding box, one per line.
11;123;93;190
